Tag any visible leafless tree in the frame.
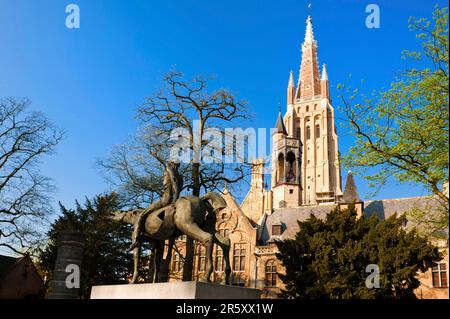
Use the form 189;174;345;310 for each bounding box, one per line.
0;97;63;254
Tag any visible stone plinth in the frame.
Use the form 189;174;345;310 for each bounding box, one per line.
90;281;261;299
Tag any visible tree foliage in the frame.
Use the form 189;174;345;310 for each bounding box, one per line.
276;207;441;299
0;97;63;254
339;5;449;236
36;193;140;298
339;5;448;200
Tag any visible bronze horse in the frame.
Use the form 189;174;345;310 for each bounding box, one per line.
108;192;231;284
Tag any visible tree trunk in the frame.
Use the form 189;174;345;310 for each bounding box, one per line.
182;162;201;281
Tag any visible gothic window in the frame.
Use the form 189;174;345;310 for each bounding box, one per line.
265;260;278;287
277;153;285;185
172;251;183;273
218;224;230;238
232;242;247;286
432;263;448;288
286;151;296;182
306;126;311;140
196;244;207;273
296;127;301;139
315;124;320;138
215;247;224;272
233;242;246;272
306;105;309;112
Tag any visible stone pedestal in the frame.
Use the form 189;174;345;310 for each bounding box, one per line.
90;281;261;299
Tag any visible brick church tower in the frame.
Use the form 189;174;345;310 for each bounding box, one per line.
271;16;343;207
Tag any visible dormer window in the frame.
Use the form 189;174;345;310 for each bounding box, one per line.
272;225;282;236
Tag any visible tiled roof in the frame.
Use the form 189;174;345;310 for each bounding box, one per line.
274;112;287;135
341;171;361;203
262;196;441;242
0;255;20;279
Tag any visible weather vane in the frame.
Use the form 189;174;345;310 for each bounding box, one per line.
307;2;312;15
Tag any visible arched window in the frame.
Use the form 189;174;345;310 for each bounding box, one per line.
277;153;285;184
286;151;296;182
265;260;278;287
306;126;311;140
306;105;309;112
315;124;320;138
295;119;301;139
172;251;183;273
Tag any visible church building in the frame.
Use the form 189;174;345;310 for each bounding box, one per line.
168;16;449;299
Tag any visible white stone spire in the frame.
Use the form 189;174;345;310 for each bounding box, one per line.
321;64;328;80
304;16;315;44
288;70;294;87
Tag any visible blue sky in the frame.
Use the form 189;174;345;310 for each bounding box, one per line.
0;0;445;217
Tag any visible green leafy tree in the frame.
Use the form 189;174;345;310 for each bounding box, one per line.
339;5;449;236
37;193;143;298
275;207;441;299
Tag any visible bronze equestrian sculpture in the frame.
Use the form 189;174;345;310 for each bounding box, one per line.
108;162;231;285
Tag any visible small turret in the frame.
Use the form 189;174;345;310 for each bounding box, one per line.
273;112;288;135
321;64;330;99
287;71;295;105
338;171;364;218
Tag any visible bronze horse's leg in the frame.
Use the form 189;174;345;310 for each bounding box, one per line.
175;219;214;282
153;240;164;283
213;231;231;285
131;245;141;284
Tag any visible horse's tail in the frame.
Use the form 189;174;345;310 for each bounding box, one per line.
200;192;227;213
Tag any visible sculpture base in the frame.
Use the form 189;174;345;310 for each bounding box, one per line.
90;281;261;299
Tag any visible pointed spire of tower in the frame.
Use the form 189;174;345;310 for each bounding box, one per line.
288;70;294;87
342;171;361;203
321;63;328;80
304;16;315;44
297;16;321;99
287;71;295;105
321;63;330;99
274;112;287;135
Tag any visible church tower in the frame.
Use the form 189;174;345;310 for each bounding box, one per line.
272;16;342;207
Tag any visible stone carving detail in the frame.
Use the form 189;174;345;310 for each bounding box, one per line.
255;246;278;255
